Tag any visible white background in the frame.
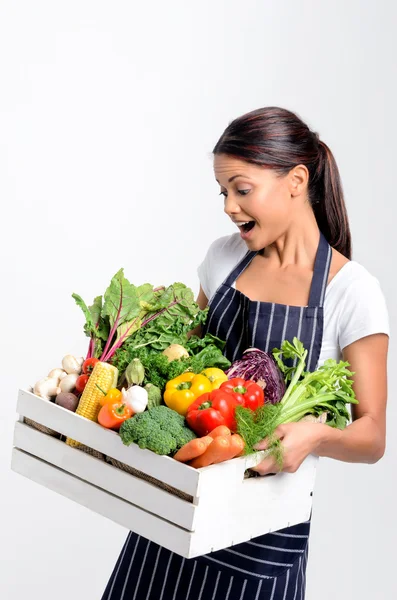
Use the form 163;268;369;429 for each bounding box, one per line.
1;1;396;599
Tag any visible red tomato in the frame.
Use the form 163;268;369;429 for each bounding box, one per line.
82;357;99;375
75;374;90;393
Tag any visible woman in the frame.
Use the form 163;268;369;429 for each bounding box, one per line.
101;107;389;599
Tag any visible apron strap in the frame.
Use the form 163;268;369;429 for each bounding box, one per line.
223;250;257;287
222;231;331;308
307;232;332;308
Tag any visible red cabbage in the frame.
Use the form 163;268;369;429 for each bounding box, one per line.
225;348;285;404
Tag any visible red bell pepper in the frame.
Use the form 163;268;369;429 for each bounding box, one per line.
186;389;244;436
220;377;265;411
98;402;133;430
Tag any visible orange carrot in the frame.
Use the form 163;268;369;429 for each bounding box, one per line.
207;434;245;464
190;434;246;468
173;436;213;462
208;425;231;439
228;434;245;459
189;435;231;468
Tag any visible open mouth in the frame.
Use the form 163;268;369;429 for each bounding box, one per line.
237;221;256;233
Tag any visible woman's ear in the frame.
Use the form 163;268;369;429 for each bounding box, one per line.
289;164;309;197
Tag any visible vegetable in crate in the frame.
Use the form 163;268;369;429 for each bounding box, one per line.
144;383;162;409
173;436;213;463
235;337;358;463
99;388;123;406
33;355;84;400
120;343;231;392
55;392;79;412
82;357;99;374
75;374;90;394
201;367;228;390
62;355;84;375
189;434;245;468
119;405;196;455
162;344;189;362
186;389;244;436
98;401;132;430
163;373;213;415
226;347;286;403
34;378;61;401
173;426;232;463
72;269;209;368
220;378;265;411
125;358;145;386
66;361;118;448
59;373;79;394
121;385;148;413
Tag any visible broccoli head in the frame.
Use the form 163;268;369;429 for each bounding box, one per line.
119;405;196;455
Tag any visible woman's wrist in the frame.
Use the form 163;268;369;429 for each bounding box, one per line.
312;423;343;457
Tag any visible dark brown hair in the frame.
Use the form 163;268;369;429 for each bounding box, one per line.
213;106;352;259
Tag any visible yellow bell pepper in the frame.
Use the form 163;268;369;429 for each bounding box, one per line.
201;367;229;390
164;372;212;415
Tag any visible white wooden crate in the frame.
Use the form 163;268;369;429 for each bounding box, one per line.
12;389;318;558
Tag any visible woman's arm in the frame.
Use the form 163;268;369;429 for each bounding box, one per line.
187;285;209;339
315;332;388;463
251;333;389;474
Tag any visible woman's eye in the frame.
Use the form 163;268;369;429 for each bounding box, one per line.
219;189;250;197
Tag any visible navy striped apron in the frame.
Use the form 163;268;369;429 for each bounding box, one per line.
102;232;332;600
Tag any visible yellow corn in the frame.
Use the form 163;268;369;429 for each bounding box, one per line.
66;361;118;448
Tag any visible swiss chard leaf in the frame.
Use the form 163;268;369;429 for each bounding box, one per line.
102;269;141;328
100;269;145;360
72;293;95;338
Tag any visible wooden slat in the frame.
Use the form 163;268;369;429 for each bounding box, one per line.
17;389;200;497
14;422;197;531
11;449;195;558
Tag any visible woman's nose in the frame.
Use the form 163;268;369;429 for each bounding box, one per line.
223;193;241;217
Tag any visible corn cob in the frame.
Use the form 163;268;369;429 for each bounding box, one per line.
66;361;118;448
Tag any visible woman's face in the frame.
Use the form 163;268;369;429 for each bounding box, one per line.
214;153;306;251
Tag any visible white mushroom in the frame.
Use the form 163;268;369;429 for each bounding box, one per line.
48;368;68;383
59;373;79;393
34;377;61;400
62;355;83;375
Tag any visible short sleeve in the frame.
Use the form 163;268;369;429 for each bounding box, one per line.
197;233;256;301
197;245;212;300
338;273;390;350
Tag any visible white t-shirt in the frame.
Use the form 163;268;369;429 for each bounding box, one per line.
197;233;390;367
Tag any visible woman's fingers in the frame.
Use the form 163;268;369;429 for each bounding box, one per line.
250;455;280;476
253;425;285;451
253;438;268;451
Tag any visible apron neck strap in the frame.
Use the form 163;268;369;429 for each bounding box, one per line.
307;232;332;308
224;250;257;287
223;232;332;308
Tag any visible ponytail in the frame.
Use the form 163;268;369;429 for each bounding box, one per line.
311;139;352;259
213;107;352;259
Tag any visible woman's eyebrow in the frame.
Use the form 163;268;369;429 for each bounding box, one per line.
216;174;251;184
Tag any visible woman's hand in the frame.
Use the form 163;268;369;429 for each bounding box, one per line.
250;422;328;476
